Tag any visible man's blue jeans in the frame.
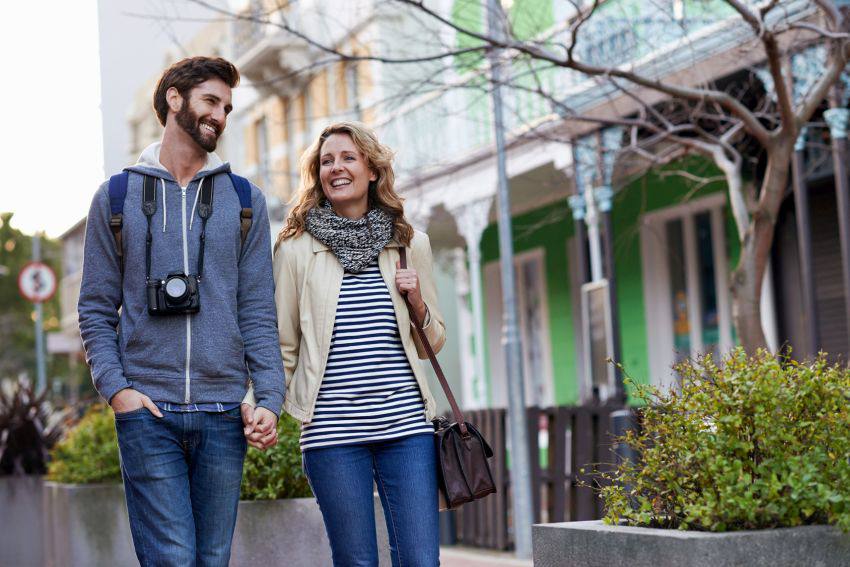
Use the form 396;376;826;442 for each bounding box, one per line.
115;406;247;567
302;433;440;567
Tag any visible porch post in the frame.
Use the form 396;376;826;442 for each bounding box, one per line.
451;248;479;409
450;197;494;409
596;185;625;403
573;139;603;282
597;127;625;403
791;127;819;356
824;100;850;356
567;194;589;285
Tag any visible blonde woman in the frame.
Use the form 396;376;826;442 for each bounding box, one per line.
243;122;445;566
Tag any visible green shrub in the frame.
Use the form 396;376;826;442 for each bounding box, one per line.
48;404;121;484
240;413;312;500
48;403;312;498
602;348;850;532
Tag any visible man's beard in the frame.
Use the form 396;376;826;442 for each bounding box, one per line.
176;102;219;152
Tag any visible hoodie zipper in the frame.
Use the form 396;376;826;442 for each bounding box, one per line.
181;184;192;403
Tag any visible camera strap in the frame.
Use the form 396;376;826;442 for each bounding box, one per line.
196;177;214;278
142;175;156;282
140;174;214;282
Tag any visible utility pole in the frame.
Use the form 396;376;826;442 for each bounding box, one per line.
486;0;534;558
33;233;47;393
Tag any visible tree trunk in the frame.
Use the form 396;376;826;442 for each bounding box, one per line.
730;220;771;352
729;146;792;353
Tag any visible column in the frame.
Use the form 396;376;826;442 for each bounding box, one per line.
824;104;850;356
573;139;603;281
567;194;589;285
451;248;478;409
405;203;432;233
450;197;493;409
791;127;819;356
595;185;625;402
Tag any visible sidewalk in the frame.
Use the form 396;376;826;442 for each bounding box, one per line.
440;545;533;567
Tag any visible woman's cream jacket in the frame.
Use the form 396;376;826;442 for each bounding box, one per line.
243;229;446;423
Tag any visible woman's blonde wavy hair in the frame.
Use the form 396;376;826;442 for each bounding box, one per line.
276;121;414;248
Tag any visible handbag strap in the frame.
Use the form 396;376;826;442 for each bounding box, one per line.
399;247;469;437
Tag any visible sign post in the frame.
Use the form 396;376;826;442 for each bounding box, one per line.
18;234;56;393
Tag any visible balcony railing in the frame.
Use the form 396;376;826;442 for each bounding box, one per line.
376;2;810;183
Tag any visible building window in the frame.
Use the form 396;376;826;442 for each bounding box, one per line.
640;193;733;390
255;117;269;190
283;97;298;196
484;248;554;408
345;62;361;120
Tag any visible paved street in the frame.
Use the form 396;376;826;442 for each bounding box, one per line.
440;546;533;567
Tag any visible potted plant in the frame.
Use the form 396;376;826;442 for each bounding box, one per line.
0;379;71;566
533;348;850;567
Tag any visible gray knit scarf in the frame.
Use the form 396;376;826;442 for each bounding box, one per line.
305;202;394;273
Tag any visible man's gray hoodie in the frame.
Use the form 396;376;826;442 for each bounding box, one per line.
78;142;285;415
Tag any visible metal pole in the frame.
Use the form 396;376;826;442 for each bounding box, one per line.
824;101;850;357
486;0;534;558
791;129;819;357
33;233;47;394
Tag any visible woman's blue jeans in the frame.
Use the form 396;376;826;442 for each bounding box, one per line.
114;407;247;567
302;433;440;566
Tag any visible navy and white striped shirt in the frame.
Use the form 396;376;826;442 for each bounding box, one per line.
300;260;434;450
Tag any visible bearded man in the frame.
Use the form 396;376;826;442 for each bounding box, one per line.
77;57;284;566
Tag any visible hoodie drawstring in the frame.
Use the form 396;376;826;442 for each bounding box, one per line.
189;177;204;231
160;178;167;233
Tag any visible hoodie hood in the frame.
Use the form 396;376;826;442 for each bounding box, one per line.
126;141;231;182
124;141;233;234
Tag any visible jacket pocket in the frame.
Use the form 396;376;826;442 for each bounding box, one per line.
190;309;246;378
122;312;185;376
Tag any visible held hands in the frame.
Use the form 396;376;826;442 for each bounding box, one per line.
111;388;163;418
395;261;427;322
241;404;278;450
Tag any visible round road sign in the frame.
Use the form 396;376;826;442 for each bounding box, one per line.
18;262;57;303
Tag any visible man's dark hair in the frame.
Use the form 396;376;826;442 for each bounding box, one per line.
153;56;240;126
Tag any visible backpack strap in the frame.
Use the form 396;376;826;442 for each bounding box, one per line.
107;172;129;274
141;175;157;281
228;173;252;250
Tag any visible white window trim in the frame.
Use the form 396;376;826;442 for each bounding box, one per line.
640;192;733;391
483;247;555;408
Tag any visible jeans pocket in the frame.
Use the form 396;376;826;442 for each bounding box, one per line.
220;406;243;421
114;407;148;420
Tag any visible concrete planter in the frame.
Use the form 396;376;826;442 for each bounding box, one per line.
231;494;391;566
42;481;391;566
0;476;45;566
43;481;136;567
533;520;850;567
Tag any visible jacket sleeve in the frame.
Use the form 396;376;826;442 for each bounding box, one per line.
274;239;301;384
411;232;447;358
78;183;131;403
242;237;301;408
237;188;285;416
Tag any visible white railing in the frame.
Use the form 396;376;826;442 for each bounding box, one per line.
377;8;736;180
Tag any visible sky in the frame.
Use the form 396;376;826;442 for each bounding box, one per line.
0;1;105;238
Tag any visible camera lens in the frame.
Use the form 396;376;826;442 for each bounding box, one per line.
165;276;188;300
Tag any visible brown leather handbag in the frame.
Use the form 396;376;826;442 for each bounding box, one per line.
399;248;497;510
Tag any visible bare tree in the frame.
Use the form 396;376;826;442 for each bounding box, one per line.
185;0;850;352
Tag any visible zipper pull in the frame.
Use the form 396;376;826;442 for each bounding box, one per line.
181;186;187;197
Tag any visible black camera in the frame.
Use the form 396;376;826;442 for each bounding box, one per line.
147;273;201;316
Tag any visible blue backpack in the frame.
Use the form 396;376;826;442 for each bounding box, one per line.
107;171;252;273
